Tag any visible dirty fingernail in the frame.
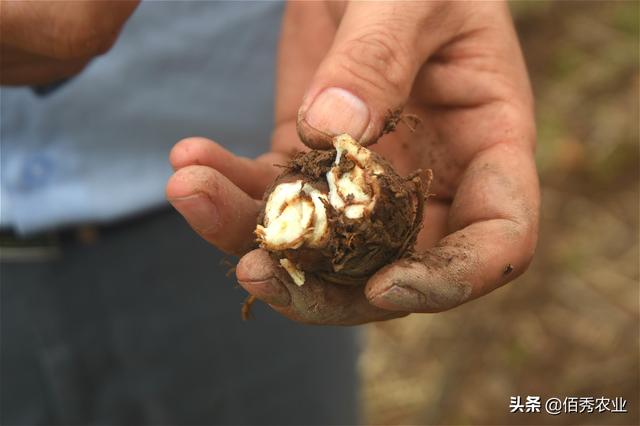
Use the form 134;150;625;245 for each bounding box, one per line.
169;194;219;233
302;88;370;140
237;277;291;307
368;285;427;312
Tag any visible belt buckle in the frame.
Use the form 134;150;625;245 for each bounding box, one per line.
0;232;61;262
0;226;100;262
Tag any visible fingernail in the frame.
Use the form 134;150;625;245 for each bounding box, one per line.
303;88;370;140
368;285;427;312
169;194;219;233
237;277;291;307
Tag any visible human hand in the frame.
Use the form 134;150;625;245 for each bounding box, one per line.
0;0;139;85
167;1;539;325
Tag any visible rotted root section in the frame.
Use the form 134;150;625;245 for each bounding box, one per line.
256;134;431;286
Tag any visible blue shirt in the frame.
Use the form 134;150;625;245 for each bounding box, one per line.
0;1;283;235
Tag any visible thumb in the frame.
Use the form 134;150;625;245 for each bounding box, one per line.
296;1;452;148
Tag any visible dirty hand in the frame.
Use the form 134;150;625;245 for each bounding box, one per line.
0;1;139;85
167;1;539;325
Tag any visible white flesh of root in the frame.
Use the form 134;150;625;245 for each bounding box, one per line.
279;258;305;287
256;134;383;286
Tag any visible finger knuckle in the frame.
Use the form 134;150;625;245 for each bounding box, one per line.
48;8;122;60
336;28;413;94
51;29;118;60
497;102;537;150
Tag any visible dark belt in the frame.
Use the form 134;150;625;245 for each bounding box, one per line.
0;226;99;262
0;208;169;262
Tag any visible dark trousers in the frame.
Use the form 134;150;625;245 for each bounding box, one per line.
1;209;358;425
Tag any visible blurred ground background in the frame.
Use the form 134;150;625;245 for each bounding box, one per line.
360;1;639;425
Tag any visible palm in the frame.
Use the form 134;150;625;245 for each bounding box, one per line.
168;1;539;325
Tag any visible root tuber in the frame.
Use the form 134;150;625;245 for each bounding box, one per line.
256;134;431;286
